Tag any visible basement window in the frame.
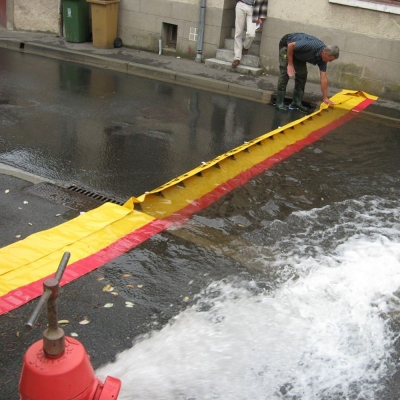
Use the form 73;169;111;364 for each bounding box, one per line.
162;23;178;49
329;0;400;14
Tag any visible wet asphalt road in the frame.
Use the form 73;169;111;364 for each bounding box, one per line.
1;47;400;399
0;47;303;399
0;47;302;201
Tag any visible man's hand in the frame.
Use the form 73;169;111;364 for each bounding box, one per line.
323;97;335;105
287;64;295;77
320;71;334;105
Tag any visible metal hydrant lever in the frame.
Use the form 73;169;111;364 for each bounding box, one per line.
26;251;70;356
19;252;122;400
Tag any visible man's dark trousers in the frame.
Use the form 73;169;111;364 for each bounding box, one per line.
277;46;308;93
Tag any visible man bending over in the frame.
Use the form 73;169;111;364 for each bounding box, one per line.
275;33;339;112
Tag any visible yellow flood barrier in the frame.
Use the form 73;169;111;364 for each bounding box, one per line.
126;90;377;219
0;90;377;314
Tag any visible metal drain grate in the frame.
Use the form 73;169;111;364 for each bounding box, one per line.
66;185;125;206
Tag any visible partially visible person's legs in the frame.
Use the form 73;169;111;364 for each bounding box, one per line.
242;10;257;53
289;60;308;112
276;46;289;110
233;2;253;66
293;59;307;93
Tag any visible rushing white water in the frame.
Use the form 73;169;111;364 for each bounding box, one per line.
97;196;400;399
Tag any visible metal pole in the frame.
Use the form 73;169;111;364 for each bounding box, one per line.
58;0;63;37
195;0;206;63
25;252;71;357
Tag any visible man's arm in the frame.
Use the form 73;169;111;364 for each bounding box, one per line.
253;0;268;24
320;70;335;105
286;42;296;77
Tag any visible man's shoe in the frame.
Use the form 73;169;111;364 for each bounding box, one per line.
232;59;240;67
275;90;288;111
242;47;249;55
289;90;309;113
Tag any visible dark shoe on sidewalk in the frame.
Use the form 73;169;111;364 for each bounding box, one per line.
232;59;240;67
242;47;249;55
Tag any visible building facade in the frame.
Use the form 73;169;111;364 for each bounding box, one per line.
2;0;400;102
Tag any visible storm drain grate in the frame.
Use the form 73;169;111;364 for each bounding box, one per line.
66;185;125;206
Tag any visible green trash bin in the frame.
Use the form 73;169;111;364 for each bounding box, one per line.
63;0;90;43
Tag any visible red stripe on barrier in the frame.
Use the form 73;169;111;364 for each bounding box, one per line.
351;98;375;113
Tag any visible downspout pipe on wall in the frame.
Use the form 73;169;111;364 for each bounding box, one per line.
195;0;206;63
58;0;63;37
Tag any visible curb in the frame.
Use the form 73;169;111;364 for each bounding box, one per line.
0;163;54;184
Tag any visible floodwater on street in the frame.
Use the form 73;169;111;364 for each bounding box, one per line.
1;47;400;399
96;111;400;400
0;47;293;200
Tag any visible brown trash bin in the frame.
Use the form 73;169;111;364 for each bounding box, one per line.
87;0;121;49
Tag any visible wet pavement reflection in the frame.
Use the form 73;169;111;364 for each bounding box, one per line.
0;48;302;200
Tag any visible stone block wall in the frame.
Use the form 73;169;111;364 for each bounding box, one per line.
118;0;235;59
5;0;400;101
13;0;59;33
260;0;400;102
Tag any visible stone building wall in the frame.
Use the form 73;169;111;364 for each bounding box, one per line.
13;0;59;33
4;0;400;101
261;0;400;101
118;0;235;58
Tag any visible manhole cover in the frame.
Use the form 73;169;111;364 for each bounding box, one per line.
138;106;187;121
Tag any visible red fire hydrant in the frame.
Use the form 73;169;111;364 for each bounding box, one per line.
19;252;121;400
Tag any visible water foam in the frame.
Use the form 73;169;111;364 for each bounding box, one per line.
97;198;400;399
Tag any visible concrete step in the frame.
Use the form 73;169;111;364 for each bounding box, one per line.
224;37;260;56
204;58;264;77
215;48;260;68
204;27;263;76
230;28;262;41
